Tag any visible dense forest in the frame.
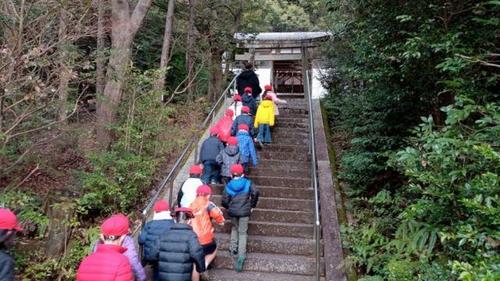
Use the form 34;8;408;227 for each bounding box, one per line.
0;0;498;280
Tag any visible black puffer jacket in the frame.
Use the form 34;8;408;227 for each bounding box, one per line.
236;70;262;98
199;136;224;163
222;177;259;217
0;249;14;281
154;224;205;281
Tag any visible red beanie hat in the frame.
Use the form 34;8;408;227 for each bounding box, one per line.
241;106;250;113
209;127;218;136
238;124;249;131
196;184;212;196
0;208;23;231
230;164;244;175
227;137;238;145
244;87;252;93
154;199;170;212
233;94;242;102
101;214;129;236
264;85;272;91
189;165;203;175
225;108;234;117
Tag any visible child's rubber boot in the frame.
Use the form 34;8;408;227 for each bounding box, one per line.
235;255;245;272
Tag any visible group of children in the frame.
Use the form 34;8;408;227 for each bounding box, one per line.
0;84;283;281
199;84;286;181
72;162;259;281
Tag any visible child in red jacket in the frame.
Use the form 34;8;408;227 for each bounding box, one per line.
77;214;133;281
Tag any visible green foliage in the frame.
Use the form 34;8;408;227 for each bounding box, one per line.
323;0;499;279
0;191;48;238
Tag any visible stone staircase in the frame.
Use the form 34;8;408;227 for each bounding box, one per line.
207;97;325;281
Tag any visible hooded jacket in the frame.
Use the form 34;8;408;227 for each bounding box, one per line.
214;114;233;143
92;236;145;281
190;197;225;245
261;91;287;115
236;131;258;166
77;244;133;281
0;249;14;281
177;177;204;208
242;94;257;116
254;100;275;127
199;135;224;163
236;70;262;98
231;114;254;137
216;145;241;178
153;224;206;281
221;177;259;217
138;212;174;263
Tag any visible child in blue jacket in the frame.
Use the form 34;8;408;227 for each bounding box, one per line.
235;124;258;175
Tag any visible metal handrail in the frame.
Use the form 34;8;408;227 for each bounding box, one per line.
305;70;321;281
141;75;238;217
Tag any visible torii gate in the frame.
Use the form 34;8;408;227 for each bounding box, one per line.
233;32;331;98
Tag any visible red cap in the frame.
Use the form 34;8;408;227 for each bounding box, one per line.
238;124;249;131
101;214;129;236
230;164;244;175
227;137;238;145
189;165;203;175
209;127;218;136
225;108;234;117
241;106;250;113
153;199;170;212
264;85;272;91
244;87;252;93
196;184;212;196
0;208;23;231
233;94;242;102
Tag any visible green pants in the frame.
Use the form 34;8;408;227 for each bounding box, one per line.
230;216;249;256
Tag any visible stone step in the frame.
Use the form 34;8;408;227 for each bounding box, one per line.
280;108;309;115
259;150;309;162
213;184;313;200
270;136;309;145
272;127;310;135
275;121;308;129
220;208;313;224
211;251;323;276
206;269;323;281
251;167;311;178
254;159;310;170
211;195;313;211
215;220;314;238
273;131;309;139
249;175;310;189
215;233;316;256
258;144;309;154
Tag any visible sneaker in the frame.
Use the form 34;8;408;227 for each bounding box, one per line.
258;140;264;148
235;255;245;272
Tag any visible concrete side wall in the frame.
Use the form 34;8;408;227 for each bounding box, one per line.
312;99;346;281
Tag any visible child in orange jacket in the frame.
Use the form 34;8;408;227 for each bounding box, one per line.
190;185;225;280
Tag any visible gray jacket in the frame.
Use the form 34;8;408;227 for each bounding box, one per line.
216;145;241;177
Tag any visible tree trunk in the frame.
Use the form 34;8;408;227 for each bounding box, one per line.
96;0;153;149
58;7;70;122
209;49;223;101
186;0;196;99
96;0;106;95
155;0;175;91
